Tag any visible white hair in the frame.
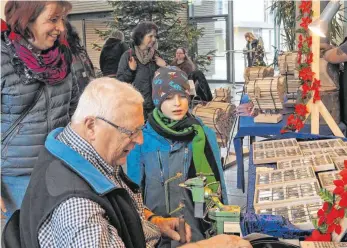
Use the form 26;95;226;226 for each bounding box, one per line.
71;77;144;124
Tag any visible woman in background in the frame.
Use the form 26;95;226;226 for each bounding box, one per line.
117;21;166;119
1;0;79;220
244;32;266;67
171;47;196;76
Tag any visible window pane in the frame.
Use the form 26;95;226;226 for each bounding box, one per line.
192;0;229;17
197;19;227;80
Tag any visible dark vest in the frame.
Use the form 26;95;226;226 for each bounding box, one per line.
19;128;146;248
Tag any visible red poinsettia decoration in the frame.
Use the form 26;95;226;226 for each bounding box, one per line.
299;67;315;82
295;104;308;117
299;0;312;14
306;52;313;65
302;82;310;98
1;19;8;32
306;230;331;241
306;36;313;47
306;159;347;241
300;16;312;30
282;0;321;133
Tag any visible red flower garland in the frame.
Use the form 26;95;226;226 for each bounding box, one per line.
305;160;347;241
281;0;321;133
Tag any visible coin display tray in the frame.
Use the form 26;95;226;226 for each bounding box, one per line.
299;139;346;151
298;139;347;159
277;154;335;172
318;171;341;192
254;180;321;210
255;166;316;188
332;157;347;171
300;241;347;248
253;138;303;165
256;201;322;230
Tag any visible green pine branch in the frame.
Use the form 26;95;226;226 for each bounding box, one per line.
319;188;334;204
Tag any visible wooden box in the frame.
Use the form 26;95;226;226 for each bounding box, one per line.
254;180;322;211
253;139;303;165
318;170;341;192
277;154;335;172
256;201;322;230
255;166;316;189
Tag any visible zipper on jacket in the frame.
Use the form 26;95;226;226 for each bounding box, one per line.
44;88;51;131
183;147;189;178
157;150;164;186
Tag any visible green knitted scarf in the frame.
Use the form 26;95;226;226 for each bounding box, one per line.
149;108;219;193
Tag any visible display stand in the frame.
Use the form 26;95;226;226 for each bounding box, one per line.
300;1;345;138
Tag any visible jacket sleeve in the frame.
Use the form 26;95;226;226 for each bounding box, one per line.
69;71;80;118
116;50;136;83
203;126;228;204
126;144;145;186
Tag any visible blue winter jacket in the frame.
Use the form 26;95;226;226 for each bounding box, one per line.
127;121;228;204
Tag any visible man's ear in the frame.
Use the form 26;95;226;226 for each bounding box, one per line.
84;116;97;141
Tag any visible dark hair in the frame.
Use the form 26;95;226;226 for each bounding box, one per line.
132;21;158;46
5;1;72;39
177;47;187;54
65;20;84;55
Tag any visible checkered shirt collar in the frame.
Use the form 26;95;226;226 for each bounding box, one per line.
57;124;116;177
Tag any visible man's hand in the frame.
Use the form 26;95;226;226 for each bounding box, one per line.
155;56;167;67
151;216;192;243
180;234;252;248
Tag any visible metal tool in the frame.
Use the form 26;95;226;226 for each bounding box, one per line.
180;176;241;235
164;172;183;214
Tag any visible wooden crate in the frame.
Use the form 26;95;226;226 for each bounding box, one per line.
318;170;341;192
253;138;303;165
277;154;335;172
213;87;231;103
255;166;316;189
256;201;322;230
243;66;274;84
246;76;286;111
278;52;302;77
254;180;322;211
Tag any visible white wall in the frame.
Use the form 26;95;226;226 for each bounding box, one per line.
1;0;7;20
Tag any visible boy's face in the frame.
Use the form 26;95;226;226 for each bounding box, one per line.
161;93;189;121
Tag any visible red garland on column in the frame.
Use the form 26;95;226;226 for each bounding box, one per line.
280;0;321;134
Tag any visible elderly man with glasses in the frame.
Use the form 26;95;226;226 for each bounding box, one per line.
4;77;252;248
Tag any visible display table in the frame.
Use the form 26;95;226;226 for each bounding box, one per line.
240;134;345;239
234;95;347;191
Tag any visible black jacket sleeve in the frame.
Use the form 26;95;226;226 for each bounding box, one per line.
116;50;136;83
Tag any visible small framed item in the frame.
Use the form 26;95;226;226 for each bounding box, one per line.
332;156;347;171
277;154;334;172
253;139;303;165
318;171;341;192
299;139;346;151
298;139;347;159
255;166;316;188
300;242;347;248
256;201;322;230
254;180;321;211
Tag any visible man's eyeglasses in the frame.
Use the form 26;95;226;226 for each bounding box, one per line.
96;116;144;139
